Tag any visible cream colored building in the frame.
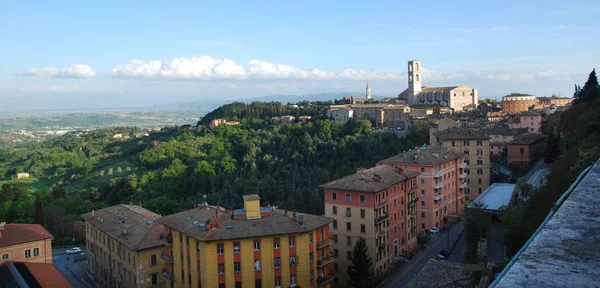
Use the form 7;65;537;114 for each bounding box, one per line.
328;104;411;128
434;128;491;204
429;117;459;146
399;60;478;111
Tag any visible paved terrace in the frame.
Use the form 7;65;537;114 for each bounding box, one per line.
492;158;600;287
467;183;515;213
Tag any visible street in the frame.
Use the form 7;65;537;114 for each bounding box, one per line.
525;160;549;188
382;221;465;288
52;247;93;288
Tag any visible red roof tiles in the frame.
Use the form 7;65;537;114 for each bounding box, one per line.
0;224;53;248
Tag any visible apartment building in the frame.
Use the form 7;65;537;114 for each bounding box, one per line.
513;111;543;134
0;222;53;264
501;94;537;114
507;134;546;165
435;127;491;204
81;205;165;288
320;166;420;286
480;125;528;156
378;147;467;235
158;194;334;288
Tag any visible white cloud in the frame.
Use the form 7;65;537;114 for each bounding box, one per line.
18;64;97;78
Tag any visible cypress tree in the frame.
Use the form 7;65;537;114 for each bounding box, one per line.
348;238;374;288
579;69;600;103
34;195;44;225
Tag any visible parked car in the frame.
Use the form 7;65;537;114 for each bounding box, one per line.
66;247;81;254
430;227;440;233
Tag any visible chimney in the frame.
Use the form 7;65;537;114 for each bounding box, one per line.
92;209;95;217
298;214;304;225
293;210;297;221
394;167;405;175
285;210;288;217
373;174;383;183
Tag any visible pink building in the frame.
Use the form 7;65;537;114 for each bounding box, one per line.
481;126;528;156
378;147;467;236
507;112;543;134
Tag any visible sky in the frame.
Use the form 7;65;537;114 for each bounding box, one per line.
1;0;599;111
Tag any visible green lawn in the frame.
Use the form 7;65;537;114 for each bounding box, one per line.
0;177;52;192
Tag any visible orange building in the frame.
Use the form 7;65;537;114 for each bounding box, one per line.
159;194;335;288
378;147;467;235
0;222;53;264
507;134;546;165
501;93;537;114
320;165;420;286
537;96;573;107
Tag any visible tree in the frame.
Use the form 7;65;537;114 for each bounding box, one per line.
51;185;66;199
519;147;525;163
576;69;600;104
34;195;44;225
0;184;15;203
348;238;374;288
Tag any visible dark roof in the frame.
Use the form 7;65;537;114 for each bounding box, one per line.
509;134;546;145
0;261;72;288
435;127;489;140
379;148;465;166
519;111;541;116
407;259;482;288
319;165;420;193
0;224;53;248
159;206;334;242
81;204;164;251
480;126;527;136
242;194;260;201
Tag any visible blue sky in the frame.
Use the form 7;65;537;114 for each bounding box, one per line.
1;0;599;110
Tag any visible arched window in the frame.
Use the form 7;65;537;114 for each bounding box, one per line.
416;74;420;82
415;62;420;71
409;75;413;82
409;64;413;72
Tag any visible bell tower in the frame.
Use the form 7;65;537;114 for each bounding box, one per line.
366;81;371;99
407;60;422;105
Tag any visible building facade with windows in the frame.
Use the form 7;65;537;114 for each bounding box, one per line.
501;93;537;114
158;194;334;288
378;147;467;235
81;205;166;288
320;166;420;286
435;127;491;205
0;222;53;264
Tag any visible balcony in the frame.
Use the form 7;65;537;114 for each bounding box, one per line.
375;199;388;209
378;230;386;238
459;163;467;169
434;183;443;190
433;171;442;178
411;185;419;192
317;273;335;286
316;238;334;249
409;197;419;205
161;269;174;282
159;233;172;245
460;182;467;189
317;255;335;267
434;193;443;201
161;252;173;263
375;213;389;225
459;173;467;179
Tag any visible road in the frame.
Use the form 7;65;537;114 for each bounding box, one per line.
382;221;465;288
527;168;549;187
53;247;93;288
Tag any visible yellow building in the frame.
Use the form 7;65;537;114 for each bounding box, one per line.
81;205;166;288
435;127;491;204
159;194;335;288
0;222;53;264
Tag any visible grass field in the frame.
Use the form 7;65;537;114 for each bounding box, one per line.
0;177;53;192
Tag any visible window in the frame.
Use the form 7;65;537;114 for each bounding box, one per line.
452;141;455;146
2;254;8;260
358;209;364;219
334;248;339;258
150;254;157;265
186;236;190;247
255;279;262;288
289;237;295;248
347;251;352;259
360;195;365;203
477;160;483;165
422;223;425;229
421;189;425;196
152;273;158;285
289;256;297;267
33;248;39;257
291;275;297;286
196;241;200;252
311;271;314;281
197;260;201;271
421;212;425;218
234;242;240;253
254;240;260;251
236;282;242;288
346;236;352;246
346;194;351;202
361;224;366;233
463;140;470;146
254;260;261;271
421;167;425;172
477;140;483;146
394;213;397;221
309;233;313;244
477;150;483;156
332;234;337;243
346;207;351;217
332;192;337;200
479;188;482;194
477;169;483;175
346;222;352;232
275;278;282;288
309;252;314;263
274;258;281;268
219;284;225;288
420;178;425;184
421;201;425;208
217;243;224;254
332;221;337;229
464;149;470;155
478;178;482;184
218;264;224;274
332;206;337;215
24;250;31;259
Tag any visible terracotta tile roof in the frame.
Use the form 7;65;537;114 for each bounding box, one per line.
159;206;334;242
406;259;482;288
0;261;72;288
435;127;489;140
379;148;465;166
81;204;164;251
0;224;53;248
481;126;527;136
319;165;420;193
509;133;546;145
421;86;459;92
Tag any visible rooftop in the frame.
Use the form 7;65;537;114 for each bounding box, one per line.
509;134;546;145
0;261;72;288
493;158;600;287
435;127;489;140
519;111;541;116
481;125;527;136
80;204;164;251
319;165;420;193
421;86;460;92
406;259;482;288
0;223;53;248
468;183;515;212
378;147;465;166
159;203;334;242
